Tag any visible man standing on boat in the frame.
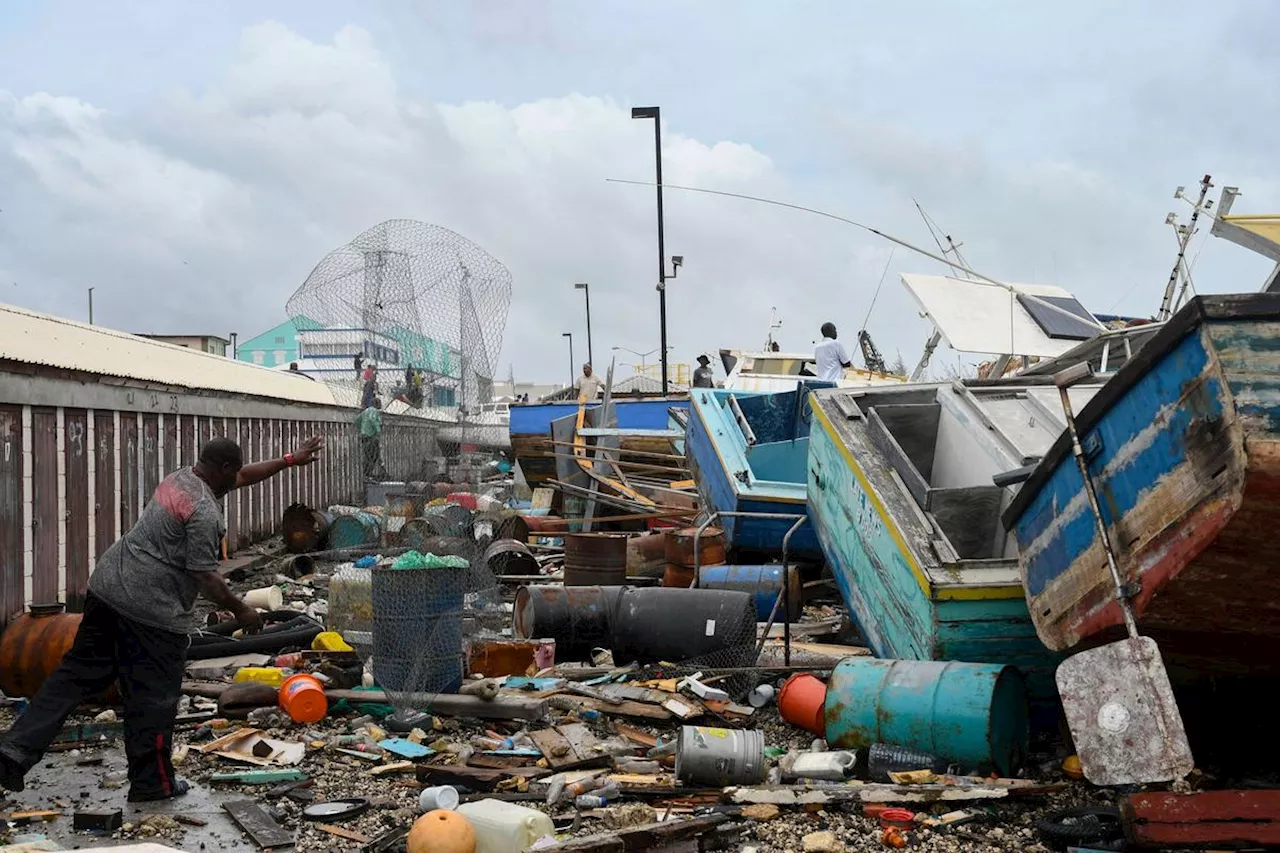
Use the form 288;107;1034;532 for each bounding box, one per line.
692;354;715;388
575;363;604;401
814;322;853;383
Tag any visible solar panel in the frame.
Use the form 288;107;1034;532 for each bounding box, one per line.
1016;293;1099;341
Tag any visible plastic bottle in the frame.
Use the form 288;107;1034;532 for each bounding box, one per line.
247;707;286;728
865;743;948;782
456;799;556;853
614;759;662;775
786;750;857;781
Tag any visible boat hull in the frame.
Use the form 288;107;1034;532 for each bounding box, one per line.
806;393;1063;723
1004;294;1280;675
509;398;688;487
685;388;822;560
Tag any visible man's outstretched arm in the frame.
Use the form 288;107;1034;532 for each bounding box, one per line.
235;435;324;490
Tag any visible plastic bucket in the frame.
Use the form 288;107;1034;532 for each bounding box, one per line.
779;673;828;736
279;673;328;724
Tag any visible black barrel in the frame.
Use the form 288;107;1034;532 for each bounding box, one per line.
512;585;626;662
611;588;758;667
484;539;538;577
371;564;467;693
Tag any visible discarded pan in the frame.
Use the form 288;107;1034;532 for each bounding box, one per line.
303;798;370;822
1050;363;1193;786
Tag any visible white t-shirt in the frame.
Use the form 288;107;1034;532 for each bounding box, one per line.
814;338;850;382
575;373;604;399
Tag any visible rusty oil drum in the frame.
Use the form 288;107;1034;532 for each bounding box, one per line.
524;515;569;535
563;533;629;586
0;604;89;699
484;539;539;577
281;503;331;554
626;532;669;579
664;526;726;588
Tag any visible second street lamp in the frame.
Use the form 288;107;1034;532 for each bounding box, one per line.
574;282;593;366
562;332;574;388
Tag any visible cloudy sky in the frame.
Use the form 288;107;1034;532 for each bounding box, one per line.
2;1;1278;385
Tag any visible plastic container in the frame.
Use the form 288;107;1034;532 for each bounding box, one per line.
778;673;827;735
823;657;1030;777
243;586;284;611
455;799;555;853
420;785;460;812
312;631;354;652
675;725;766;786
787;750;857;781
278;673;328;724
328;564;373;638
865;743;948;782
234;667;286;688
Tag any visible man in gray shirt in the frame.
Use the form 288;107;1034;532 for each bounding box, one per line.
0;435;323;802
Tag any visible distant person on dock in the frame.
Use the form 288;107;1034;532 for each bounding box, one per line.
353;352;364;377
360;363;379;408
0;435;323;802
692;354;715;388
575;363;603;401
357;399;384;478
814;322;852;383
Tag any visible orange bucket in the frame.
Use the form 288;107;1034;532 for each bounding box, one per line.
778;673;827;735
278;673;328;724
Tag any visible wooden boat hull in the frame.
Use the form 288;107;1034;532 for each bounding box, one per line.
509;398;688;487
806;390;1064;721
685;388;822;560
1004;294;1280;675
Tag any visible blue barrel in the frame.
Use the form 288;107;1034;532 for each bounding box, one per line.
696;564;801;621
823;658;1029;777
371;564;466;694
328;512;381;550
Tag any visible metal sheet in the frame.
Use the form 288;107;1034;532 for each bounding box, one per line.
31;408;58;603
0;406;23;629
64;409;89;610
121;415;139;531
1056;636;1193;786
93;411;116;560
900;274;1100;358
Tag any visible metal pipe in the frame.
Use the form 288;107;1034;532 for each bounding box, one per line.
726;394;757;446
1054;365;1139;638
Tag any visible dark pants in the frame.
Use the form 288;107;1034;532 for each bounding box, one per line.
0;594;187;798
361;435;382;479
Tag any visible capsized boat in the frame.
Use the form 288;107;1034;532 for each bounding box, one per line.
719;348;903;393
685;383;829;561
1002;292;1280;676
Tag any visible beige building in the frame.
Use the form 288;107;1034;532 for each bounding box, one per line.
135;334;230;356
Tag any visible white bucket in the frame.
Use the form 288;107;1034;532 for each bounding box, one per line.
243;586;283;611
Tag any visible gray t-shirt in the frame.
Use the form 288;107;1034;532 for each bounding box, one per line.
89;467;225;634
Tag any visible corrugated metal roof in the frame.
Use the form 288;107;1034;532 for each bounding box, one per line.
0;301;341;406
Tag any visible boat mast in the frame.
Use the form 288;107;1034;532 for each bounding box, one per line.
909;201;972;381
764;307;783;350
1158;175;1213;321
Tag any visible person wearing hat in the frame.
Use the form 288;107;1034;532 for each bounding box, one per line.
692;354;715;388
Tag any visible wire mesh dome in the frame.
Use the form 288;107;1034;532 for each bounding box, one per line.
286;220;512;409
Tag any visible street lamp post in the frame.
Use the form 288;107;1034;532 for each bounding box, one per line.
87;287;94;325
630;106;669;395
562;332;574;388
574;283;593;366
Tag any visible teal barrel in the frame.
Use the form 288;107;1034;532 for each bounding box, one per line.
328;512;381;550
696;564;802;621
823;658;1029;777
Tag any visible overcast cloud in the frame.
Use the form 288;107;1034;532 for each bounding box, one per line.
2;1;1279;384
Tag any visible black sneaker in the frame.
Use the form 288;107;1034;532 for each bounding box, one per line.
127;778;190;803
0;754;24;793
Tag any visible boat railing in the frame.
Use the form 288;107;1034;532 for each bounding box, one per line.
725;393;758;446
687;509;809;665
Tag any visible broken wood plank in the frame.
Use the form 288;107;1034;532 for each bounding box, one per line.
321;689;549;722
725;783;1021;805
368;761;417;777
417;763;550;791
572;696;673;721
224;799;294;849
210;770;308;785
317;823;372;844
1122;789;1280;848
468;753;540;770
533;814;728;852
613;724;659;749
531;723;608;771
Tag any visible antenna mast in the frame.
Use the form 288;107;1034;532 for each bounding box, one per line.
909;201;971;381
1158;174;1213;321
764;307;782;350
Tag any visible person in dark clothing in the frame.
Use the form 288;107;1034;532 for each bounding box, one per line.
0;436;323;802
692;354;715;388
353;353;364;377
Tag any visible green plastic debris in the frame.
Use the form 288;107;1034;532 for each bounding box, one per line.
391;550;469;570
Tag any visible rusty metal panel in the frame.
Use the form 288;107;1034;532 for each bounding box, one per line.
121;414;139;532
163;414;177;476
0;406;24;627
64;409;90;611
180;414;195;467
30;407;58;603
93;411;116;560
141;413;159;505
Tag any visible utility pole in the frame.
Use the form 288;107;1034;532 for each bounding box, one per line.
88;287;94;324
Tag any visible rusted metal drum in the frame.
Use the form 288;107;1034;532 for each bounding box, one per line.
422;504;474;539
281;503;331;554
398;526;474;560
524;515;569;535
664;526;726;587
563;533;629;586
697;564;803;621
627;532;669;579
512;585;626;661
0;604;84;698
484;539;539;577
383;495;420;540
473;512;531;545
610;587;758;667
328;512;381;550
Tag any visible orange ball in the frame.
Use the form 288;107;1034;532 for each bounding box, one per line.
407;809;475;853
